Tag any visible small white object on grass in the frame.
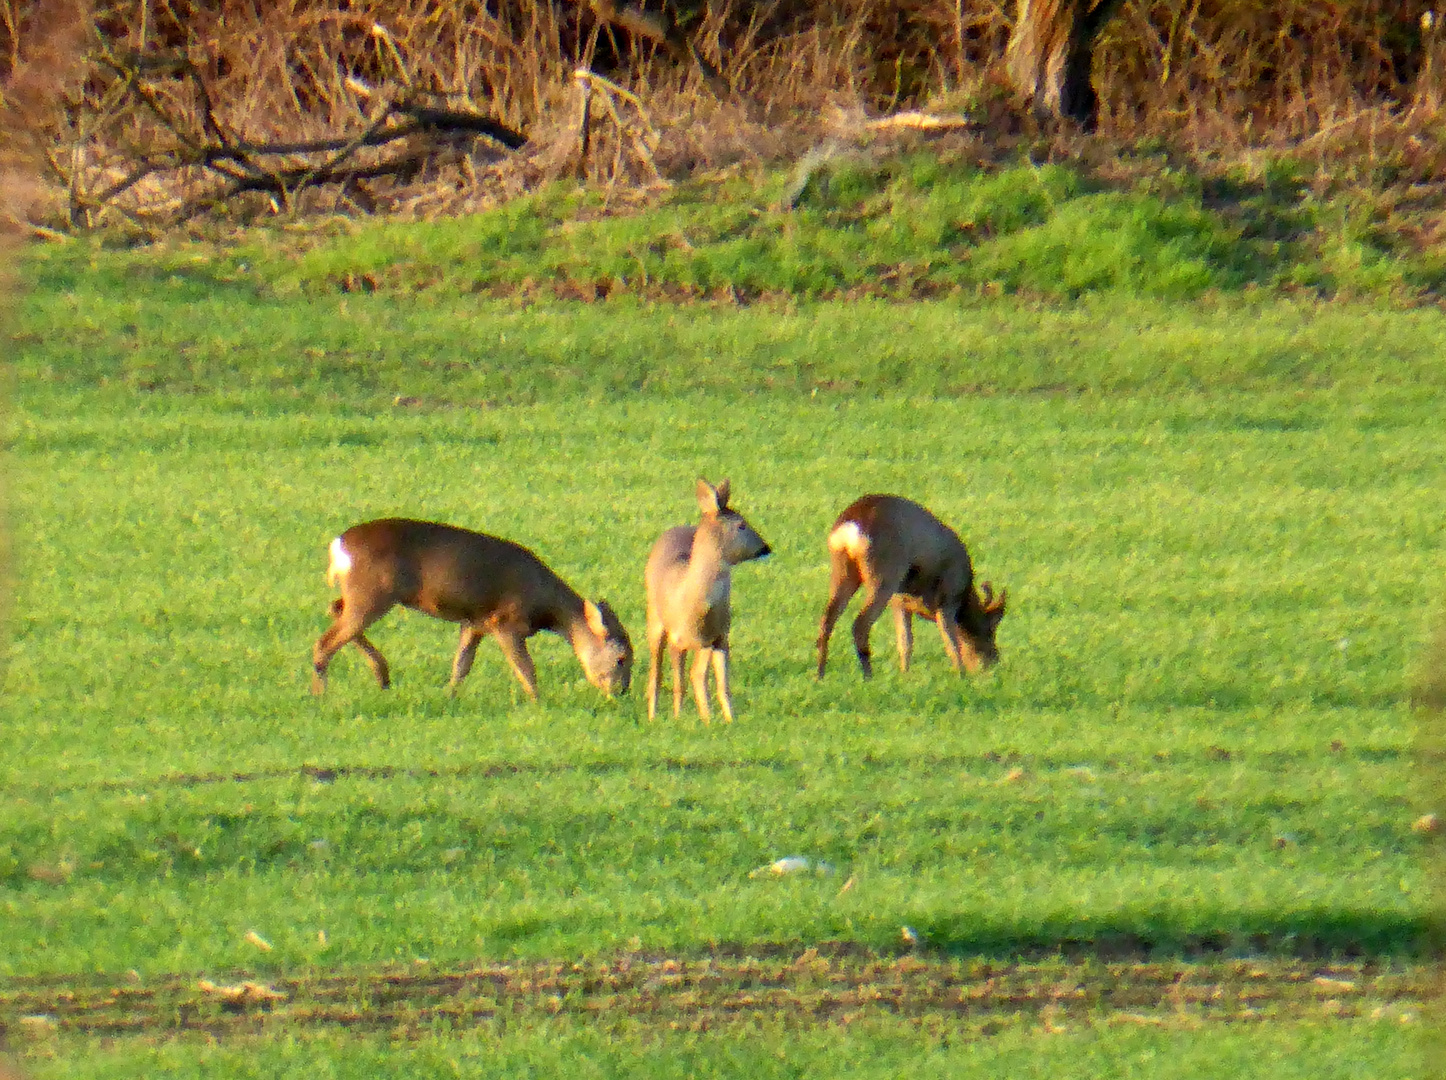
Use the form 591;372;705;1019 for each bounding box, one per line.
244;930;273;952
749;856;835;878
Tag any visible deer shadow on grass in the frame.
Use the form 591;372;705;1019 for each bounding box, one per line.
909;908;1432;962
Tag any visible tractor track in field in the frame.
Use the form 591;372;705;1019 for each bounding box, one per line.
13;744;1416;800
2;953;1435;1041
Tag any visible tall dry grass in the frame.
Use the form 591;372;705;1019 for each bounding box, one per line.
0;1;1441;227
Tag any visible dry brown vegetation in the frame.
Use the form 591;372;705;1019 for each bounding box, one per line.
0;1;1441;230
2;953;1433;1037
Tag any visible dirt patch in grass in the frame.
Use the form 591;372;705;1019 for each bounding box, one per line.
2;954;1434;1041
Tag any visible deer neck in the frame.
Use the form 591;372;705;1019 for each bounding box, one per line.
544;587;593;656
683;526;731;610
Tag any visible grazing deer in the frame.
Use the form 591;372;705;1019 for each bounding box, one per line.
311;518;633;700
816;494;1006;679
645;479;771;723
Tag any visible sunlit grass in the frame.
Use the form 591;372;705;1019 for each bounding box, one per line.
4;245;1440;1075
3;387;1436;974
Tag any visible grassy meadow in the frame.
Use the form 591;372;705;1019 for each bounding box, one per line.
3;197;1443;1074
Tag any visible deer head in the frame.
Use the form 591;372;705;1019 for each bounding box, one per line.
696;478;772;565
575;598;634;696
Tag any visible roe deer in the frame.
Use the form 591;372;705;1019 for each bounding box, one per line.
645;479;771;723
312;518;633;700
816;494;1006;679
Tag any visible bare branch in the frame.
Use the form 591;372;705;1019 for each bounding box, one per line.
49;42;529;229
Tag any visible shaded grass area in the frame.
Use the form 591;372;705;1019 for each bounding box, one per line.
1;752;1429;968
27;152;1446;307
14;264;1446;408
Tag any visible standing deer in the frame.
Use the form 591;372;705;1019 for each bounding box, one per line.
311;518;633;700
645;478;772;724
816;494;1006;679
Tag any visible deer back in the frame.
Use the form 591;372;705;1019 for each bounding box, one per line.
829;495;971;600
335;518;570;625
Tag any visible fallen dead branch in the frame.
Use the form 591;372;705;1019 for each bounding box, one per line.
53;47;527;229
866;110;977;132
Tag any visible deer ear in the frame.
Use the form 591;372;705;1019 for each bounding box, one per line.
696;478;721;514
984;586;1008;618
585;600;609;637
714;478;731;509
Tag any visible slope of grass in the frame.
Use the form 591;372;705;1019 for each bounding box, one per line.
27;150;1446;308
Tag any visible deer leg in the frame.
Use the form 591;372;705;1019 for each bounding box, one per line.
710;647;734;724
689;648;713;725
933;610;965;671
353;634;391;689
816;558;861;679
494;630;539;701
850;582;897;679
670;645;687;718
893;599;914;673
312;624;351;695
946;612;987;675
448;624;487;695
936;610;985;674
646;627;666;722
312;597;393;694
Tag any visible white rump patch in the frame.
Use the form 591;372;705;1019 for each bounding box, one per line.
828;521;871;560
326;537;352;587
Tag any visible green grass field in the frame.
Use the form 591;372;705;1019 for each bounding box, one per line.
2;231;1442;1075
